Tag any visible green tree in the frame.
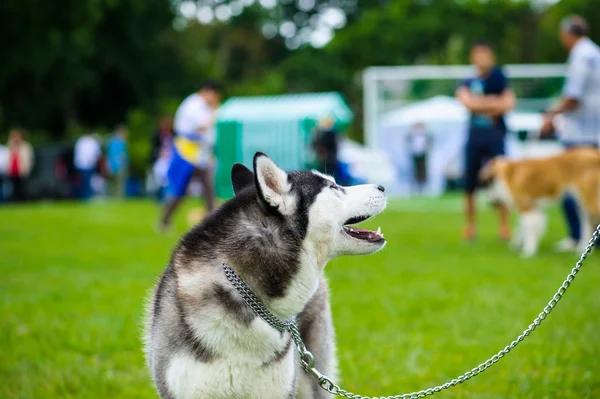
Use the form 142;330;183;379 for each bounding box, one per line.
537;0;600;63
164;5;289;96
0;0;182;136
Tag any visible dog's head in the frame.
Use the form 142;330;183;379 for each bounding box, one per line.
231;153;387;263
479;156;509;186
479;156;510;205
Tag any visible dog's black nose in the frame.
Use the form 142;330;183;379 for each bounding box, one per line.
376;185;385;192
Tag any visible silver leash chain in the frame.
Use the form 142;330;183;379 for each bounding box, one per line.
222;224;600;399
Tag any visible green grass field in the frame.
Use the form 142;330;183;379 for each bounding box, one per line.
2;196;599;399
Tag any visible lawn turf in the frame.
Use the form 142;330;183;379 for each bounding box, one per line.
1;196;599;398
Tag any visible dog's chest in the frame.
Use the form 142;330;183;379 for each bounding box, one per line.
167;316;297;399
166;350;296;399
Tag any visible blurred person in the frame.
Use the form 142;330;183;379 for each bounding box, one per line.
456;41;516;241
157;80;223;232
0;142;8;202
74;131;102;200
150;116;174;201
153;146;172;202
313;115;339;178
106;124;129;198
406;122;433;194
151;116;174;166
94;139;109;198
541;15;600;252
6;129;34;202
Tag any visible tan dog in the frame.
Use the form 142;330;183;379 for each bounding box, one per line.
480;147;600;257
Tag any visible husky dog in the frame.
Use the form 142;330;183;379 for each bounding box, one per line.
144;152;387;399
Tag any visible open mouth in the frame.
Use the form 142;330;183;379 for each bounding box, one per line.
342;215;385;243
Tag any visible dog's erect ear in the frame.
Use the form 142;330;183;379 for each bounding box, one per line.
231;163;254;196
253;152;294;214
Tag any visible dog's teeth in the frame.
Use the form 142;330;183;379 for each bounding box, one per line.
377;227;381;235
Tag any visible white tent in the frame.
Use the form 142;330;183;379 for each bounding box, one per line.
377;95;550;196
338;139;396;187
381;96;468;128
506;112;543;133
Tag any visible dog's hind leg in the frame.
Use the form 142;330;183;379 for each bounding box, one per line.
576;182;599;251
577;209;593;252
296;277;337;399
573;178;599;251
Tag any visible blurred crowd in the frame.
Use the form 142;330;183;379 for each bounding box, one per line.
0;121;165;203
0;79;341;235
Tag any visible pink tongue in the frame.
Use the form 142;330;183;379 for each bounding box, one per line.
347;227;370;234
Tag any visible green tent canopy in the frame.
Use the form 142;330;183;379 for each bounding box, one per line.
214;92;354;198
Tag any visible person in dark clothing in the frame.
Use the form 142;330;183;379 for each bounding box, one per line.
151;116;174;202
406;122;433;194
313;116;339;178
456;41;516;241
151;116;174;166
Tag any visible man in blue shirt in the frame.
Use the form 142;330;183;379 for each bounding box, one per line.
456;42;516;241
107;124;129;198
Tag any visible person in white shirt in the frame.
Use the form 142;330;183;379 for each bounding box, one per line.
74;132;102;200
541;15;600;252
158;80;223;232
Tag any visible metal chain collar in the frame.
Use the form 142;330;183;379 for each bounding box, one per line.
222;224;600;399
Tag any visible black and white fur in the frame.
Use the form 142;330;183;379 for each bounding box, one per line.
144;152;387;399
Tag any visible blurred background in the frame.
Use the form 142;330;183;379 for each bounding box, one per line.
1;0;599;201
2;1;600;398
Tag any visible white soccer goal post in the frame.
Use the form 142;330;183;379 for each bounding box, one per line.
363;64;567;148
361;64;567;195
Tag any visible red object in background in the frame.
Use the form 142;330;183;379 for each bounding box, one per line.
55;157;67;179
97;155;110;178
8;151;20;177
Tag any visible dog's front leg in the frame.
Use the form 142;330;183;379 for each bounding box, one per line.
521;209;544;258
296;279;337;399
510;217;524;251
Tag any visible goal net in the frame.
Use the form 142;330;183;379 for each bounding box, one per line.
362;64;567;196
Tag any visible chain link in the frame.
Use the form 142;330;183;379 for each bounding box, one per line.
222;265;297;332
223;224;600;399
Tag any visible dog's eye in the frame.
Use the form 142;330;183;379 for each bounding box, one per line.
329;183;345;194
